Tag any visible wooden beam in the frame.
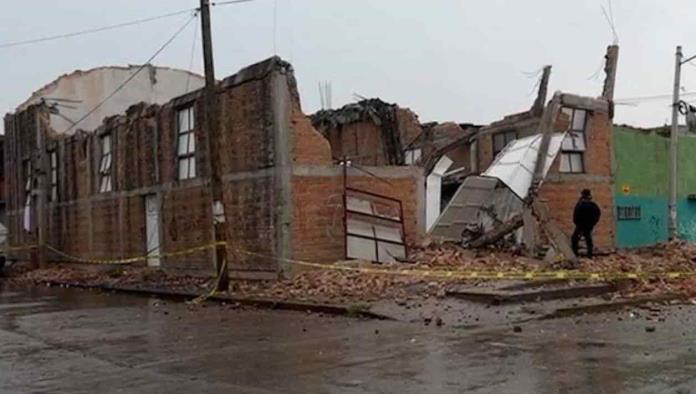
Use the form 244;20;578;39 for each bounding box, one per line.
469;214;523;249
532;200;577;263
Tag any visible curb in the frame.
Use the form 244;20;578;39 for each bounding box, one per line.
538;294;687;320
446;282;618;305
38;280;393;320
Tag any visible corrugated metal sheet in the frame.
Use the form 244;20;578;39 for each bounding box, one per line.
429;176;523;242
483;133;565;199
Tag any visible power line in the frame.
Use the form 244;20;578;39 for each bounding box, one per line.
212;0;255;6
601;0;619;44
63;13;198;134
0;8;196;49
615;92;696;104
185;13;201;94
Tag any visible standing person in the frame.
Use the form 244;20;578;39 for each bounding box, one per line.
572;189;601;258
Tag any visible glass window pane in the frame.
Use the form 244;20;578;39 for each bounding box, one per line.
561;135;575;150
178;134;189;155
102;135;111;153
570;153;584;173
179;158;189;180
559;153;571;172
572;132;586;151
572;110;587;131
188;131;196;153
505;131;516;144
51;152;57;166
188;108;195;130
494;134;504;153
188;157;196;178
178;108;189;133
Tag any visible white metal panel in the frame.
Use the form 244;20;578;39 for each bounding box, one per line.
432;155;453;176
426;173;442;231
483;133;566;199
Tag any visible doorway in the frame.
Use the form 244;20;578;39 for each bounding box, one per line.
144;194;161;267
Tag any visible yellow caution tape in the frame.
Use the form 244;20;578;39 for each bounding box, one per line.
188;255;228;305
45;242;225;265
231;247;696;282
6;241;696;282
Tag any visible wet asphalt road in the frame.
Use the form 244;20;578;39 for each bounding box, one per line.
1;284;696;393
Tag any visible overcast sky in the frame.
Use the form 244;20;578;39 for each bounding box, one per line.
2;0;696;132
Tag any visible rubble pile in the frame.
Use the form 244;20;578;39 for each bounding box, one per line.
6;264;209;293
236;269;418;304
4;241;696;303
588;241;696;296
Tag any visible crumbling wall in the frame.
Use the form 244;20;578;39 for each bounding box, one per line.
6;57;426;278
5;58;301;276
541;104;616;249
471;98;616;249
310;99;422;166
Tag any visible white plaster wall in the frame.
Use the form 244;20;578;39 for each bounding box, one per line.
18;65;205;134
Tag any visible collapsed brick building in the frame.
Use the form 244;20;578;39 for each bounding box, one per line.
312;46;620;251
427;46;620;250
4;57;423;278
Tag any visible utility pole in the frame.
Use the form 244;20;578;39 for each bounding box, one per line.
668;46;696;240
35;107;48;269
200;0;229;291
668;46;682;240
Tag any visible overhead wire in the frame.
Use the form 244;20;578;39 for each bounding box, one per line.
63;12;199;134
0;8;196;49
212;0;256;6
601;0;619;44
616;92;696;104
185;13;201;94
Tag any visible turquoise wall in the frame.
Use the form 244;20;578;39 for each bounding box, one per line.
614;126;696;247
613;196;667;247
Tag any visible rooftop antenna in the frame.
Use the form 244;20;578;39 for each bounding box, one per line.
319;81;332;110
601;0;619;44
353;92;368;102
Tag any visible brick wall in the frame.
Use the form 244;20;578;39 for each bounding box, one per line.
5;57;426;278
474;102;616;248
542;109;616;248
323;121;388;165
312;104;423;166
291;166;423;266
4;58;294;275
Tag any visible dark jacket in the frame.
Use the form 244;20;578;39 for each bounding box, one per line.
573;198;601;229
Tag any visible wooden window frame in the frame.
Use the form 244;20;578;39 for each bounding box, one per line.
559;108;588;174
176;106;197;180
98;133;113;193
49;150;58;202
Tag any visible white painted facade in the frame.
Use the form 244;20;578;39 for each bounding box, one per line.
18;65;205;134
